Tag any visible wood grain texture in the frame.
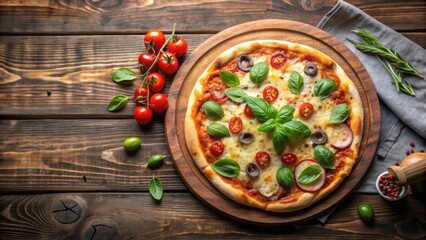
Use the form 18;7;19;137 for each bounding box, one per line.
166;20;380;225
0;193;424;239
0;119;186;192
0;0;425;34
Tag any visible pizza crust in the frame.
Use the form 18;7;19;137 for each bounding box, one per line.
185;40;363;212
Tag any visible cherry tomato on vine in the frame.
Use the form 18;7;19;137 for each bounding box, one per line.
209;88;228;104
209;140;224;157
244;104;256;119
255;151;271;168
144;30;166;54
138;52;157;73
168;36;188;57
147;72;165;93
134;106;153;125
281;153;297;165
229;117;243;134
149;93;168;114
299;102;315;119
158;52;179;75
134;86;149;104
263;86;279;103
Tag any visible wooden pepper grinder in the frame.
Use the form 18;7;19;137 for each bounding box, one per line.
387;152;426;186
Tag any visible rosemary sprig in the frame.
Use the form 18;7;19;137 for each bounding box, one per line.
377;57;415;96
348;29;424;79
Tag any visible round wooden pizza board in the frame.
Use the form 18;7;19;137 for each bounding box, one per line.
165;19;380;225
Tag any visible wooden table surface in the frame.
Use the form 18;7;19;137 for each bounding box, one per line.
0;1;425;239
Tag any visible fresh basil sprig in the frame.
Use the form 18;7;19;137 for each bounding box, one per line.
219;71;240;87
298;165;322;185
245;96;277;123
314;78;337;100
288;71;304;95
330;103;350;123
112;68;136;84
149;176;163;200
202;101;224;120
276;105;295;123
211;159;240;178
314;145;335;169
258;118;277;132
249;62;269;84
282;120;312;138
107;95;129;112
276;167;295;188
207;122;230;138
224;88;247;103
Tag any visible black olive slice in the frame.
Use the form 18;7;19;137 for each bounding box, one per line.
237;55;254;72
304;63;318;76
238;131;254;144
245;162;260;178
310;129;328;145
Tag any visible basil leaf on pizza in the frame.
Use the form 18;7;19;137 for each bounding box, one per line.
298;165;322;185
202;101;224;120
314;78;337;100
211;159;240;178
207;122;230;138
249;62;269;84
219;71;240;87
276;167;295;188
245;96;277;123
276;105;295;123
282;120;311;138
288;71;304;94
330;103;350;123
314;145;335;169
258;118;277;132
224;88;247;103
272;126;288;155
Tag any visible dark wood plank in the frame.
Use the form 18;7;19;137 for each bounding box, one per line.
1;33;425;118
0;119;186;192
0;1;425;34
0;193;424;239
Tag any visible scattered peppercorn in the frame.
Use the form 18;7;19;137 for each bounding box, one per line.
410;149;414;154
378;174;401;199
406;150;410;155
46;90;51;96
395;162;400;166
409;141;415;147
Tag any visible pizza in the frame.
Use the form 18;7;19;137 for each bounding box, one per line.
184;40;363;212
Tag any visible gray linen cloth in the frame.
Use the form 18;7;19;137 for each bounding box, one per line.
316;0;425;223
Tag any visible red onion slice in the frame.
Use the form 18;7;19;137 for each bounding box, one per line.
295;160;325;192
329;123;354;150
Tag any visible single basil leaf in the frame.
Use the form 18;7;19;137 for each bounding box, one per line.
330;103;350;123
298;165;322;185
224;88;247;103
276;167;295;188
314;78;337;100
149;176;163;200
219;71;240;87
288;71;304;95
249;62;269;84
207;122;230;138
282;120;311;138
107;95;129;112
314;145;335;169
276;105;295;123
211;159;240;178
272;126;288;155
245;96;277;123
112;68;136;84
258;118;276;132
202;101;224;120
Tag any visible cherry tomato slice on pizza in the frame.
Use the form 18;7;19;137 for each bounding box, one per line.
255;151;271;168
299;102;315;119
263;86;279;103
281;153;298;165
229;117;243;134
244;104;256;119
270;52;287;68
209;140;224;157
209;88;228;104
